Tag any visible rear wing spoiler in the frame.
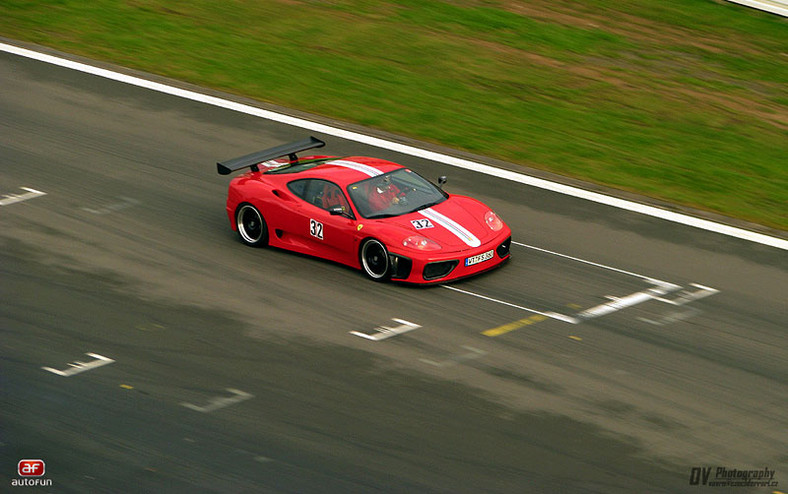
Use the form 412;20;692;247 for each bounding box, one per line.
217;136;326;175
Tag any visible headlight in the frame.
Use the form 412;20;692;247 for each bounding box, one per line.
402;235;441;251
484;210;503;231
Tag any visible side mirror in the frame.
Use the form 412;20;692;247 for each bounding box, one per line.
437;176;447;189
329;205;347;216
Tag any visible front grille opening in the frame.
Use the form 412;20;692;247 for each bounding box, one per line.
423;260;458;281
497;237;512;258
389;254;413;280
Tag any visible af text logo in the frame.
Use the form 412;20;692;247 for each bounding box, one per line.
18;459;45;477
12;459;52;487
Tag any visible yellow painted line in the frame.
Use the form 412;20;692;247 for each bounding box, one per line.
483;315;547;337
568;335;583;341
120;384;134;389
483;319;528;337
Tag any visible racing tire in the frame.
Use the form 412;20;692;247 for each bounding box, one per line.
360;238;391;281
236;204;268;247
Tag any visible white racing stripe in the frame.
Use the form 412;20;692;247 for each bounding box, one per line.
1;42;785;251
325;159;383;177
421;208;481;248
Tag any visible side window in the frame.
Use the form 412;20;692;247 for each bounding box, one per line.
287;179;351;214
287;179;309;200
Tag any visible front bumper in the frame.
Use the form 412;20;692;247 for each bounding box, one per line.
390;234;512;284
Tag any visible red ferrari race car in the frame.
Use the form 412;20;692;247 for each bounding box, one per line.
218;137;511;283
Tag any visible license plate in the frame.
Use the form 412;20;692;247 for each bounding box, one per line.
465;249;494;267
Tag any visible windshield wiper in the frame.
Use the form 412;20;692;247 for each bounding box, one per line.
366;213;399;219
415;200;444;211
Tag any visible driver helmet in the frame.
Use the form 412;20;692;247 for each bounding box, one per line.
375;175;393;194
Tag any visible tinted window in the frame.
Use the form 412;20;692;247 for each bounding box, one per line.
288;179;351;214
287;179;308;198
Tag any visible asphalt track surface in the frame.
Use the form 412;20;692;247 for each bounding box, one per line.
1;49;786;493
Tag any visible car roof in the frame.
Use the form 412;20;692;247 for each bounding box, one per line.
287;156;405;186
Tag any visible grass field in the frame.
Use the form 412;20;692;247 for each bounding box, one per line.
1;0;786;230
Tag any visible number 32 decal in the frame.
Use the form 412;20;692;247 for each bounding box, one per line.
310;219;324;240
411;218;434;229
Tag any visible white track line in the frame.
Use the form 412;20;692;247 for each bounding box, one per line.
42;352;115;377
2;42;785;251
513;241;675;286
442;243;692;324
576;284;679;320
725;0;788;17
0;187;47;206
181;388;253;413
440;285;579;324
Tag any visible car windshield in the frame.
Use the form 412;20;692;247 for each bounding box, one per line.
347;168;448;219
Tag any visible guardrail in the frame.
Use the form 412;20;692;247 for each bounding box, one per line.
726;0;788;16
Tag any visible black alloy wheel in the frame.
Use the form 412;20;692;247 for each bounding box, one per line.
360;238;390;281
236;204;268;246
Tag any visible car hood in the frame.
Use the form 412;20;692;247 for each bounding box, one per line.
385;195;501;252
